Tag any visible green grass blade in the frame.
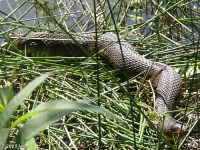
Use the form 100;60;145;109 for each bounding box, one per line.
17;100;120;144
0;72;51;129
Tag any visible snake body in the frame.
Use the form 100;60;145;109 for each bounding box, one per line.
15;32;187;139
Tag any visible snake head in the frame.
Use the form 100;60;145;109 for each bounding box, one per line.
162;117;188;141
15;38;44;49
14;36;62;56
15;38;49;56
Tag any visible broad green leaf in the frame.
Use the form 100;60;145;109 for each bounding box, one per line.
18;100;120;144
0;88;14;110
24;138;37;150
11;111;42;129
0;73;51;129
0;128;10;144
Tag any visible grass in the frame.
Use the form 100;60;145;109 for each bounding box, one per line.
0;0;200;149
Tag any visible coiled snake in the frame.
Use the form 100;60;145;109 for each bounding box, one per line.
14;32;188;140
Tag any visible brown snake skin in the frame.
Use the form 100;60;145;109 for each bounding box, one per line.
14;32;188;140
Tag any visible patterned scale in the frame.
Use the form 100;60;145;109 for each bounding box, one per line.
14;32;187;140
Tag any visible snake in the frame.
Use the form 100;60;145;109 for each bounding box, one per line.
13;32;188;140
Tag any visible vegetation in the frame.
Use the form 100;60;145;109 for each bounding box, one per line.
0;0;199;149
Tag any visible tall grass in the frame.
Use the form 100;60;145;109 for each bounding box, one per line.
0;0;199;149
